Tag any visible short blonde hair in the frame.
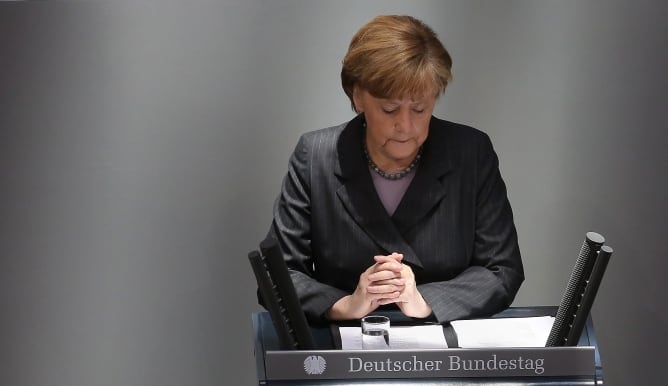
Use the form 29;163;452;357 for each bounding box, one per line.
341;15;452;111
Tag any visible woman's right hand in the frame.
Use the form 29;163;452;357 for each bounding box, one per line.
326;253;405;320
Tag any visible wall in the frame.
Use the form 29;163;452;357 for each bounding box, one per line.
1;1;666;385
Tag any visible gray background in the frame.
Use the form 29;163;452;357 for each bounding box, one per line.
1;1;666;385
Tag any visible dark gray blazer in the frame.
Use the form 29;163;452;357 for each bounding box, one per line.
269;114;524;323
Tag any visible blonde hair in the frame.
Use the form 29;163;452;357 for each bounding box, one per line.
341;15;452;111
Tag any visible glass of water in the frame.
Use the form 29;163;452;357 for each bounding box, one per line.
361;315;390;349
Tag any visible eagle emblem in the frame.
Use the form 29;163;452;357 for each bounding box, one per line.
303;355;327;375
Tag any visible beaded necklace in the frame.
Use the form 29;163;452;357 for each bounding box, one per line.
363;141;423;180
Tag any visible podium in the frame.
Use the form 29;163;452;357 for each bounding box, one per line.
252;307;604;385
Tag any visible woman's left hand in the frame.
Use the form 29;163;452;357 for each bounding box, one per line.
373;253;433;318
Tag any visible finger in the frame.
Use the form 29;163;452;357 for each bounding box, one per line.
376;295;404;305
367;283;404;294
368;270;403;282
373;260;403;273
373;254;397;264
370;291;401;301
397;262;415;277
390;252;404;262
373;278;406;287
366;284;406;294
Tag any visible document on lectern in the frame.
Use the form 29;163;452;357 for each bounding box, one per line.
450;316;555;348
339;325;449;350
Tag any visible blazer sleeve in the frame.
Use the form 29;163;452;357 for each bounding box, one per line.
268;134;348;322
418;133;524;323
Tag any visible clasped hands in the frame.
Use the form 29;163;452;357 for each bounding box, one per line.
326;252;432;320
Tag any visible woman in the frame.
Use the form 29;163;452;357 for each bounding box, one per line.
267;15;524;323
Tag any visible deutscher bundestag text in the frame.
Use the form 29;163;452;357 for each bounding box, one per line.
348;355;545;375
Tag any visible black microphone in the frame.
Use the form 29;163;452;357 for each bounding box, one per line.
546;232;605;346
565;245;613;345
260;237;315;350
248;250;296;350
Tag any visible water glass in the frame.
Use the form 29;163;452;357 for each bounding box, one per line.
361;315;390;349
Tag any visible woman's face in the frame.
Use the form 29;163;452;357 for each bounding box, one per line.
353;87;436;170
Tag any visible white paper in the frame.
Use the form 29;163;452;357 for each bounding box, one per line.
339;325;448;350
450;316;554;348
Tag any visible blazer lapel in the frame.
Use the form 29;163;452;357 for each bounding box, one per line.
392;123;453;235
334;116;430;268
